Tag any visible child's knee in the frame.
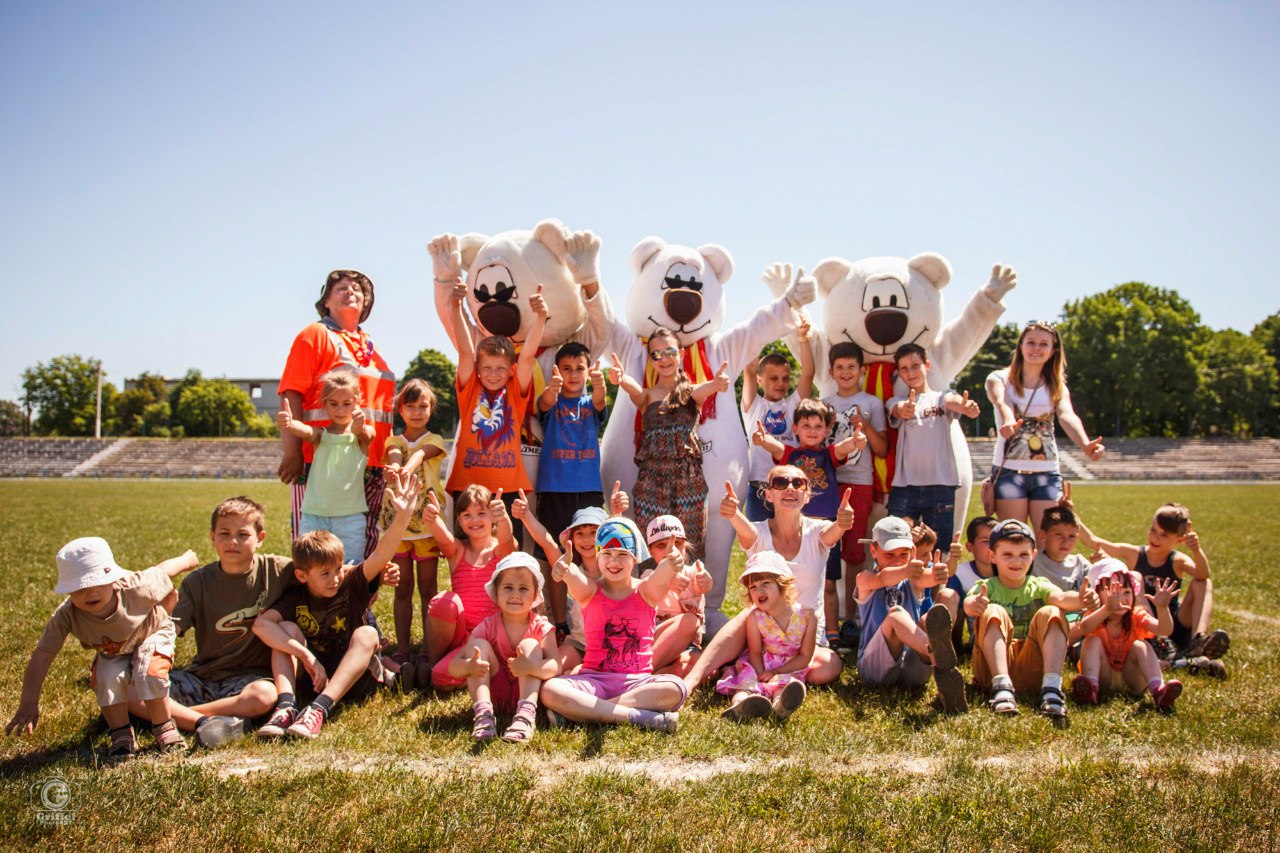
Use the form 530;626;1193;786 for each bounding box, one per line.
470;637;497;661
241;679;278;711
350;625;379;650
516;637;542;659
1032;605;1067;639
427;592;463;622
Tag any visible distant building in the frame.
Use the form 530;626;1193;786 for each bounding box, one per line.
124;377;282;418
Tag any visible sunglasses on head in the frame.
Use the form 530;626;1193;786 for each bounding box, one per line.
769;475;808;490
1025;320;1057;332
649;347;679;361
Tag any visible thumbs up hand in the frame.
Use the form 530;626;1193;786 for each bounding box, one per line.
1183;521;1201;552
609;480;630;516
463;647;490;679
836;488;855;530
999;418;1025;440
948;532;963;564
588;358;605;390
607;353;625;385
488;489;507;522
277;399;294;432
899;389;918;420
930;550;949;586
1084;435;1106;461
751;420;767;447
720;480;740;519
959;390;980;419
529;283;548;318
549;365;564;396
511;489;529;520
423;490;442;526
713;361;731;393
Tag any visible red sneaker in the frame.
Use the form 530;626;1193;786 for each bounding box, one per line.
257;706;298;739
1071;677;1098;706
286;706;325;739
1152;679;1182;714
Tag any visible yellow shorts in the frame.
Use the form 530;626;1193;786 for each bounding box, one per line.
395;536;440;562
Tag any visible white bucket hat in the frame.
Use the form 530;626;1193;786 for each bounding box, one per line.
485;552;546;606
55;537;128;594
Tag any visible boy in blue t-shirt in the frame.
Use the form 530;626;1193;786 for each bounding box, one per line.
535;341;609;639
753;397;866;644
854;516;967;713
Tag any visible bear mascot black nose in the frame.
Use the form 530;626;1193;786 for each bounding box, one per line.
865;309;908;346
664;290;702;326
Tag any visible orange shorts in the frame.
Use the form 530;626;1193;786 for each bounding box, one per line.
395;536;440;562
972;604;1067;693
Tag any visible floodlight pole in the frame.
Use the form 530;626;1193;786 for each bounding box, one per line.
95;360;102;439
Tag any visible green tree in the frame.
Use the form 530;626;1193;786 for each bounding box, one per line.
20;355;118;436
0;399;24;436
951;321;1022;437
1193;329;1278;436
174;378;257;436
117;372;172;436
1058;283;1202;436
1252;312;1280;436
402;348;458;434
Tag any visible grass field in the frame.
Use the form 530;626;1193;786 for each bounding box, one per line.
1;480;1278;852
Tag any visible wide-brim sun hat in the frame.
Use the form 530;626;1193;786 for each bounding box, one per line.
739;550;794;585
315;269;375;324
55;536;128;594
559;506;610;543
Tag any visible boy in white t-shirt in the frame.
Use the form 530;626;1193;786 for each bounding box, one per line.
822;341;887;650
740;318;814;522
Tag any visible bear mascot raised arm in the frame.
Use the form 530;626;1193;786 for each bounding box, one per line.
768;253;1017;537
429;219;613;488
597;237;815;635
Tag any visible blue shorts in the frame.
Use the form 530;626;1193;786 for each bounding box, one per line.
993;469;1063;502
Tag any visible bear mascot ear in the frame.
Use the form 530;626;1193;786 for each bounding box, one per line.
459;233;489;271
628;236;668;277
907;253;952;290
813;258;853;299
532;218;570;261
696;244;734;284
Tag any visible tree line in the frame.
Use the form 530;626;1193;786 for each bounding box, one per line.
5;283;1277;439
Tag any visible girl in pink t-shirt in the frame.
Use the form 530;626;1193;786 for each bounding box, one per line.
1071;565;1182;713
539;518;688;732
448;553;561;743
412;484;513;691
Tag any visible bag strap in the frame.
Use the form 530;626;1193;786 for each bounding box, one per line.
991;375;1042;481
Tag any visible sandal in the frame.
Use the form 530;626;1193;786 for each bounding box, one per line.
106;724;137;762
988;687;1018;715
501;702;538;743
1040;685;1068;719
152;719;187;754
471;707;497;741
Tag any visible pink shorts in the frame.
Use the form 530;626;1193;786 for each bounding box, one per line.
556;670;688;708
428;591;470;689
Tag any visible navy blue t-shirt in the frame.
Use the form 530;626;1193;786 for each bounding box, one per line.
536;393;608;493
781;444;844;518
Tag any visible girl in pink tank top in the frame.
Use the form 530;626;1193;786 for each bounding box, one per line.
415;484;515;692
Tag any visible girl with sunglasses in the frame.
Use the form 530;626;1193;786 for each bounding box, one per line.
985;321;1105;532
608;328;730;559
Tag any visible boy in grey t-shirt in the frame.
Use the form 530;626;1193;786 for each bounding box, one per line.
1032;506;1090;592
886;343;981;549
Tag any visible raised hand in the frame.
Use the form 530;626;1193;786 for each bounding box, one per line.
783;265;816;308
835;488;855;530
1058;481;1074;510
276;398;295;432
1146;577;1180;610
607;353;625;385
507;648;538;678
713;361;731;393
848;404;865;432
1101;576;1127;614
948;532;963;563
930;550;948;586
588;358;605;391
720;480;740;519
529;283;548;319
488;489;507;522
908;558;926;584
423;490;442;526
970;581;990;614
671;568;691;593
999;417;1025;440
797;312;812;341
760;262;793;297
448;279;468;306
851;424;868;452
564;229;602;286
552;549;572;583
511;489;530;520
609;480;629;516
548;365;564;396
351;406;367;433
428;233;462;283
385;472;418;515
1183;521;1200;552
899;389;918;420
959;390;981;419
1082;585;1101;612
751;420;767;447
1084;436;1106;461
379;561;401;588
985;264;1018;299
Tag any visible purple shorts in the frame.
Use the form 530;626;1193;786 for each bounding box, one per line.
558;670;689;709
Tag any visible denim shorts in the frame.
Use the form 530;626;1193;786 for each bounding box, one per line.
994;468;1063;502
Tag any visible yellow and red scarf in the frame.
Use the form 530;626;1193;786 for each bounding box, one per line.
863;361;898;495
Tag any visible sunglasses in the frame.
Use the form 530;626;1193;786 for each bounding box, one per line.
769;476;809;490
649;347;679;362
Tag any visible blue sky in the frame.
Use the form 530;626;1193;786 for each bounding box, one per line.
2;2;1277;401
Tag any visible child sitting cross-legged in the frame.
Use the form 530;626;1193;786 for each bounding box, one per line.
539;518;688;733
252;472;418;739
855;517;967;713
449;553;561;743
716;551;825;722
1071;559;1182;713
964;519;1083;718
7;539;200;759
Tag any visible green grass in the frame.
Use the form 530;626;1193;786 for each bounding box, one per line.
2;481;1279;851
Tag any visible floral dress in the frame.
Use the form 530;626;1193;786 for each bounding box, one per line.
632;399;707;556
715;605;814;699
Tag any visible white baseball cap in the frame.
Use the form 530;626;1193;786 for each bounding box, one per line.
55;537;128;594
645;515;686;545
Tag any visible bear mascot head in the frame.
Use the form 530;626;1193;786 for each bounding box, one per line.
624;237;735;347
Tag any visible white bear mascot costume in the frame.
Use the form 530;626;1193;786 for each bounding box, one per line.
598;237;815;635
769;254;1017;536
429;220;611;487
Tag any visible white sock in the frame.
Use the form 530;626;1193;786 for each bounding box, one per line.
1042;673;1063;692
992;674;1013;692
